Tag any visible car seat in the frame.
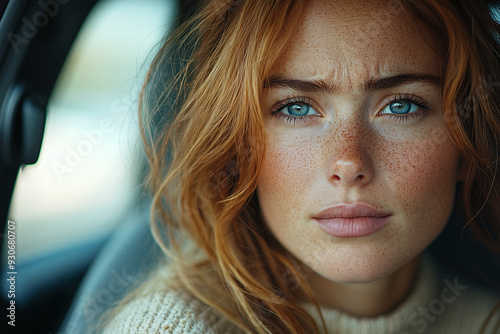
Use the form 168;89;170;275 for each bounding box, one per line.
59;205;162;334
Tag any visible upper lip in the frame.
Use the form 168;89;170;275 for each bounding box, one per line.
313;203;391;219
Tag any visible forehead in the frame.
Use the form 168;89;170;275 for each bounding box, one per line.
272;0;441;89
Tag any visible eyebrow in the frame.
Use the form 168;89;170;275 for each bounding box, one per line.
264;75;340;94
264;73;441;93
365;73;441;91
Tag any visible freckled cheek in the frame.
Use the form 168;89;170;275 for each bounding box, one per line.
258;136;321;207
381;135;459;217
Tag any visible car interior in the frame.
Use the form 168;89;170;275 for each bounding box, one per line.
1;1;500;334
0;1;198;333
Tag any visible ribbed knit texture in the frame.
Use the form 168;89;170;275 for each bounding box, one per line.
103;289;240;334
102;255;499;333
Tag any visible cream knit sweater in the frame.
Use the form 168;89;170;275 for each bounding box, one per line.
103;255;499;333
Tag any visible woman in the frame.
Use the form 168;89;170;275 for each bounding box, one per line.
103;0;500;333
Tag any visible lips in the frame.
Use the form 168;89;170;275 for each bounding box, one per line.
313;203;391;237
314;203;391;219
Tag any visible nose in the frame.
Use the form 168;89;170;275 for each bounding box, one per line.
327;127;374;187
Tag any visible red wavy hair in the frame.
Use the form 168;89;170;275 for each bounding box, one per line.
138;0;500;332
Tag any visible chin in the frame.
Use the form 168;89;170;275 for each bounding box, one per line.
321;265;395;284
305;248;413;284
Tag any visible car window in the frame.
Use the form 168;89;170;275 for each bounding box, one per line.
8;0;178;262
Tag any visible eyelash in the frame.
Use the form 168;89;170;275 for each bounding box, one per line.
381;94;430;123
269;94;430;124
270;97;319;124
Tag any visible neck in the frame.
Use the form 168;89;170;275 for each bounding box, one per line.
306;255;420;317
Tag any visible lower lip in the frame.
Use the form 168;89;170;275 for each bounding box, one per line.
314;216;390;237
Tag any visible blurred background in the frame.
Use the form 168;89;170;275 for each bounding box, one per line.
5;0;177;299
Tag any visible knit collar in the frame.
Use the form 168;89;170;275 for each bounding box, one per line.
302;253;440;334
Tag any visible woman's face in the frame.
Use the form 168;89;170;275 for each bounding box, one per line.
257;0;462;284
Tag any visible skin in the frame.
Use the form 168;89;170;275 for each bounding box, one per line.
257;0;466;317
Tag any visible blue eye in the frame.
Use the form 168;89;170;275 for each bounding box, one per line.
382;100;419;115
285;103;313;116
276;102;319;118
270;99;320;124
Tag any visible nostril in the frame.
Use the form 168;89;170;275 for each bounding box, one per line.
332;173;365;184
